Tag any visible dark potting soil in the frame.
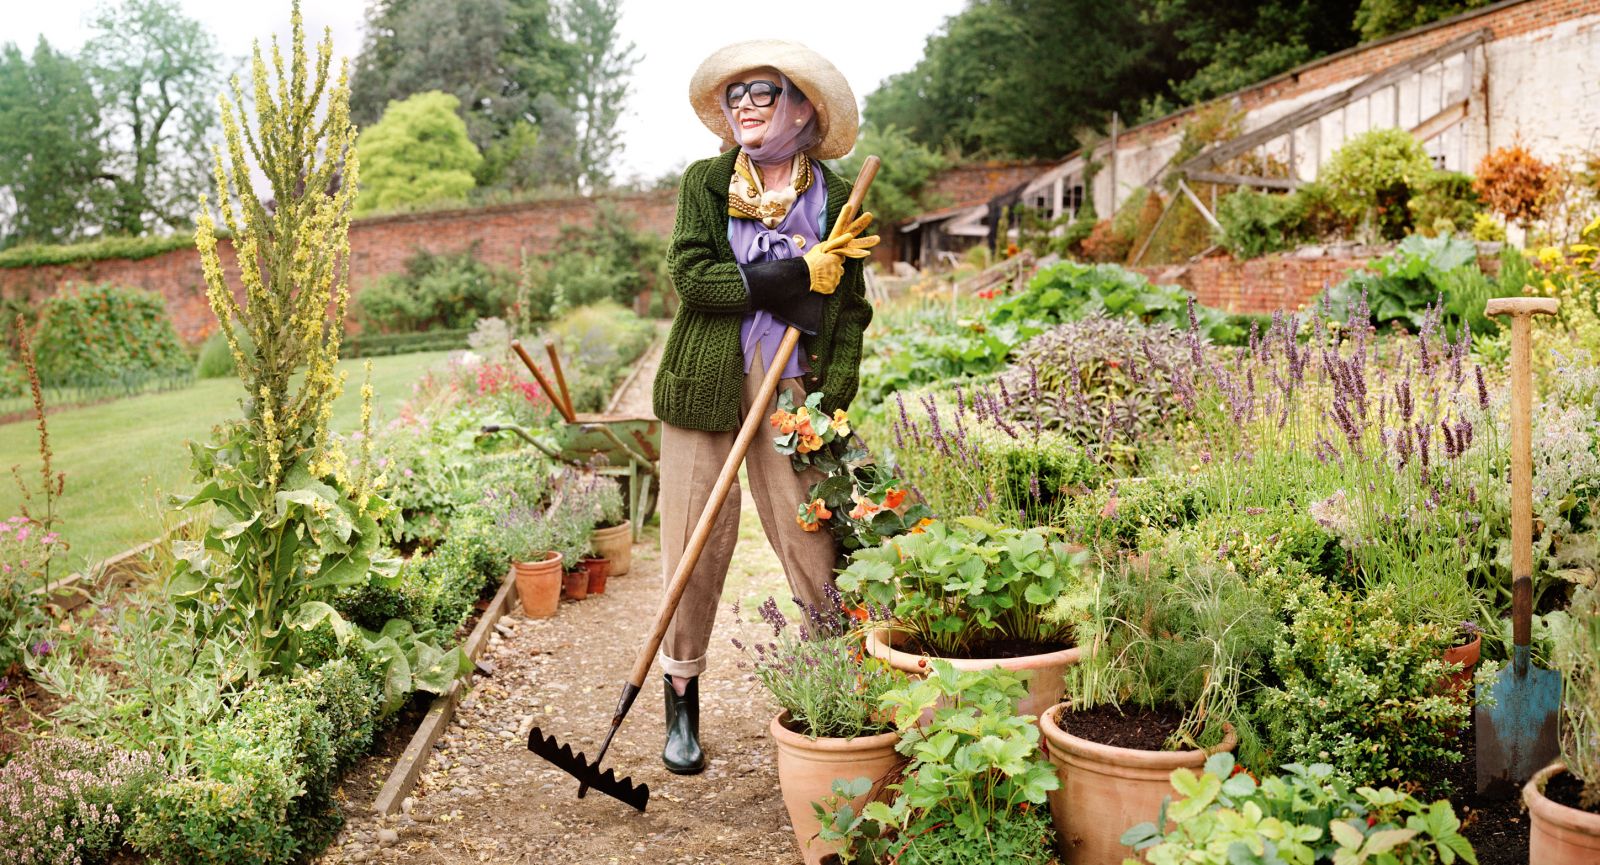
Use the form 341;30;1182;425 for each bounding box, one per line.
1543;769;1600;814
898;634;1074;660
1058;703;1186;751
1431;722;1529;865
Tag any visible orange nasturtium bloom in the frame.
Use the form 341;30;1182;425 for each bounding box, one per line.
829;409;851;437
849;497;882;521
882;487;907;510
797;498;832;531
908;517;935;534
797;433;825;454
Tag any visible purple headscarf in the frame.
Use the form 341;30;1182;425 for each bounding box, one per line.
719;72;821;167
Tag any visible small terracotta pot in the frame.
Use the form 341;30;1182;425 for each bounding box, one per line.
591;522;632;576
769;711;903;865
512;552;562;618
1525;762;1600;864
864;627;1084;721
561;568;588;601
581;556;611;595
1440;633;1481;697
1040;702;1237;865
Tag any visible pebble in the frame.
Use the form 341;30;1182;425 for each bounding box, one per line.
376;828;398;846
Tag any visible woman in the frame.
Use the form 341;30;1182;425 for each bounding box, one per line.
651;40;877;774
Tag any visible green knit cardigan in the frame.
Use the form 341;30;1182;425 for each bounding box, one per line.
653;148;872;432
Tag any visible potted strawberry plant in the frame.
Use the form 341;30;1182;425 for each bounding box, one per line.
837;516;1091;719
736;591;906;865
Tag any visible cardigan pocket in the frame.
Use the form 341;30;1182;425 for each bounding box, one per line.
657;368;697;421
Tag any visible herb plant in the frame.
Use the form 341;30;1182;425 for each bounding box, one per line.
1554;583;1600;807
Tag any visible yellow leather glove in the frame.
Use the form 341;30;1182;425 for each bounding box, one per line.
802;212;882;295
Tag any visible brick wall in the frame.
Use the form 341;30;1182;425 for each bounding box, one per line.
1134;248;1503;314
1118;0;1600;148
0;191;678;343
921;161;1054;210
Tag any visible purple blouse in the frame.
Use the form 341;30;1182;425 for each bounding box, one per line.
729;161;827;378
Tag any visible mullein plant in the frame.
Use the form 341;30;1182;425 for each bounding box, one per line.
169;5;440;683
1171;293;1506;628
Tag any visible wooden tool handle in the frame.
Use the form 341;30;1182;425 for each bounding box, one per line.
512;340;577;423
1487;298;1558;649
544;339;576;418
627;156;882;689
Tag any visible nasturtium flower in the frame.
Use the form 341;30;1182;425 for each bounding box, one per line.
830;409;851;437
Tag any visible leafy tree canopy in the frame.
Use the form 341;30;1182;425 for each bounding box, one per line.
356;91;484;215
837;125;951;227
0;38;106;246
1354;0;1492;42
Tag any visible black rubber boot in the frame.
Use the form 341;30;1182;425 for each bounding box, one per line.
662;674;706;775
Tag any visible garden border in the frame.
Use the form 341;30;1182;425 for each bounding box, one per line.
372;570;521;815
29;515;200;613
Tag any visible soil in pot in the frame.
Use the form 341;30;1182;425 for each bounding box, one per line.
866;629;1083;722
1544;772;1600;813
582;556;611;595
898;634;1076;660
561;568;588;601
513;552;562;618
1526;763;1600;864
1041;702;1235;865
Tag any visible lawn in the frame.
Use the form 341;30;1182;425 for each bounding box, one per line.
0;351;451;568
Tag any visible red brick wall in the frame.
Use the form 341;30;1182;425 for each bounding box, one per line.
1134;249;1503;314
1119;0;1600;148
0;191;678;343
921;161;1055;210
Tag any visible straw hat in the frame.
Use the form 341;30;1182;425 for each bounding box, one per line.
689;40;859;160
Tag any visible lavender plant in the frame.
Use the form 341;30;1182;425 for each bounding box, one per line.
733;589;904;740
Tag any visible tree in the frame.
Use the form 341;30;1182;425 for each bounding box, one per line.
1353;0;1491;41
0;38;107;245
355;91;483;215
837;125;951;226
82;0;221;236
1145;0;1361;104
562;0;639;191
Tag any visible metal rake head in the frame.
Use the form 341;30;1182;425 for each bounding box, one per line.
527;726;650;811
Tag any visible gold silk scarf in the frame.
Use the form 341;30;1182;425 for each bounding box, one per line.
727;152;813;229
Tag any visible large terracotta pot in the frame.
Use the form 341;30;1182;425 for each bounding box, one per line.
1040;703;1237;865
864;627;1084;721
1525;762;1600;864
1440;633;1481;697
512;552;562;618
769;711;903;865
591;522;633;575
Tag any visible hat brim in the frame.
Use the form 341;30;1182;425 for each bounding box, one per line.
690;40;859;161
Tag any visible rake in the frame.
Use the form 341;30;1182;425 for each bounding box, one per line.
527;155;881;811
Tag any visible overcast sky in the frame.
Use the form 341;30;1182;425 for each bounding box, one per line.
5;0;967;184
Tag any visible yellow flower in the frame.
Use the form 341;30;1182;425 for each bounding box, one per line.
830;409;850;437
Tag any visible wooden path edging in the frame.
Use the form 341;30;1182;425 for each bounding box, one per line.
30;515;200;613
372;570;521;815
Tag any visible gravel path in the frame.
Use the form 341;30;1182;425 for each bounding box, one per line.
320;325;808;864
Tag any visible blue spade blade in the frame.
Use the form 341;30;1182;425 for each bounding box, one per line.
1474;645;1562;799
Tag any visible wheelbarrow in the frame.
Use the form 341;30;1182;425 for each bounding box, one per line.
479;340;661;540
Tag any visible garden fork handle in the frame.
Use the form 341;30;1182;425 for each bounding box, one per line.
1486;296;1557;671
511;340;577;423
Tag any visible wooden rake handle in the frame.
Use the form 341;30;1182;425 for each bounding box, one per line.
1486;296;1557;652
512;340;577;423
625;155;881;689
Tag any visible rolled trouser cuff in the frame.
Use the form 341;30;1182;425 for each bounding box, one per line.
658;650;707;679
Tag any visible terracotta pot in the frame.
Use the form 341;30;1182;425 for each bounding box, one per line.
769;711;902;865
561;568;588;601
864;627;1084;721
1525;762;1600;864
1040;702;1237;865
581;556;611;595
591;522;633;576
512;552;562;618
1440;633;1481;697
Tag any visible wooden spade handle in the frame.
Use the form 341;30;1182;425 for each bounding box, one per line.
1487;297;1558;650
627;155;882;689
512;340;577;423
544;339;576;418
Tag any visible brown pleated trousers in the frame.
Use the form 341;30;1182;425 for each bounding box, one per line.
657;366;839;678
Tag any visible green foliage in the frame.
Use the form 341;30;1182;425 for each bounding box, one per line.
357;247;513;333
1321;233;1516;338
1258;584;1468;786
836;125;951;226
0;38;106;245
82;0;222;237
1149;1;1363;105
541;300;655;410
1151;505;1344;584
523;204;669;316
838;517;1091;655
1122;754;1478;865
355;91;483;216
991;261;1245;344
1215;188;1317;258
1320;129;1435;240
1355;0;1492;41
32;283;193;393
1055;476;1202;551
344;327;472;358
1555;584;1600;806
0;232;205;268
858;309;1037;414
819;664;1060;865
1407;170;1484;238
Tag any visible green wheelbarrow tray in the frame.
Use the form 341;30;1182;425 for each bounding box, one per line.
481;416;661;540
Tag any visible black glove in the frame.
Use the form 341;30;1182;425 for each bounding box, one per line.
740;258;825;335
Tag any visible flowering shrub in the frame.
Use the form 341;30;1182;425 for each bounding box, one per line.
0;515;63;674
734;590;904;739
0;738;160;865
1474;143;1557;231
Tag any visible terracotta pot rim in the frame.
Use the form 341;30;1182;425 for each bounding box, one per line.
1039;701;1238;768
593;521;630;534
515;550;563;567
769;711;901;751
864;626;1083;670
1525;762;1600;834
1445;633;1482;654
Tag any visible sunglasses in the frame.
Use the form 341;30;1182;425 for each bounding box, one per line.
725;79;783;109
